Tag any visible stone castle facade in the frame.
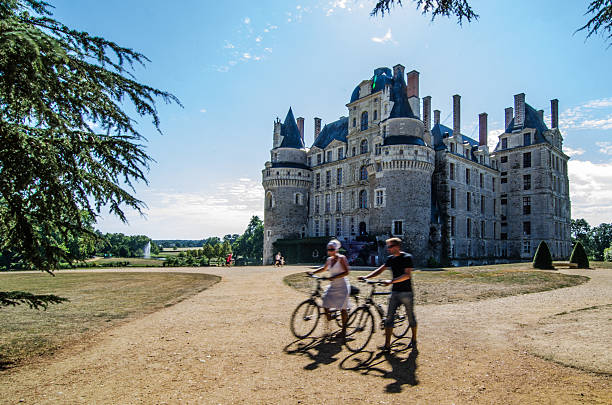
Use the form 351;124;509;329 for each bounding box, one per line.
262;64;571;266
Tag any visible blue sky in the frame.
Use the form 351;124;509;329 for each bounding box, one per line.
51;0;612;238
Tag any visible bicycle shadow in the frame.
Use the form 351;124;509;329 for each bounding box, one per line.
284;337;343;371
339;341;419;393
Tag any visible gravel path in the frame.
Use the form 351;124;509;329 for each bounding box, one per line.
1;266;610;404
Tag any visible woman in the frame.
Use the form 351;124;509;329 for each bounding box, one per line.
308;239;351;341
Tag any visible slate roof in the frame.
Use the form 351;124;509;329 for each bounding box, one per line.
312;116;348;149
388;69;417;120
494;103;550;151
431;123;479;151
383;135;425;146
349;67;395;104
279;107;305;149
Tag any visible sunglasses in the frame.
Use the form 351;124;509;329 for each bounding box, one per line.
327;248;336;251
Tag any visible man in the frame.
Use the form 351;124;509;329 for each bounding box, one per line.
358;237;417;352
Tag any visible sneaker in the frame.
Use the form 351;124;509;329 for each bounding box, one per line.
406;340;417;350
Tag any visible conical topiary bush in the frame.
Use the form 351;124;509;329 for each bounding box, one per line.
532;241;554;269
569;241;589;269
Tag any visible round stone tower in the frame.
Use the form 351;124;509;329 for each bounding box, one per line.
368;65;435;265
262;108;311;265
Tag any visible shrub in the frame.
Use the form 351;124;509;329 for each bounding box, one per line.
569;242;590;269
427;256;441;268
532;241;554;269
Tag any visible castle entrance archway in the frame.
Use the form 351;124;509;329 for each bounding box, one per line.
359;221;367;236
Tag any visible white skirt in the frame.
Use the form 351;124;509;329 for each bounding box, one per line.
322;278;351;310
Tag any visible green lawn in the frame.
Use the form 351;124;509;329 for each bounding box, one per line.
285;263;589;306
0;272;219;368
84;257;164;267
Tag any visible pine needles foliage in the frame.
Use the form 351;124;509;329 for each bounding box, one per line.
532;241;554;270
0;0;180;273
569;242;590;269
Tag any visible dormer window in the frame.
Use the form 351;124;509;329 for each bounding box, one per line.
338;148;344;160
524;132;531;146
373;110;378;120
317;153;322;165
326;150;333;162
502;138;508;149
360;139;368;154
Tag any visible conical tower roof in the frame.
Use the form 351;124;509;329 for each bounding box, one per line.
279;107;304;148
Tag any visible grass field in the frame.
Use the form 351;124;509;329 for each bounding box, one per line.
285;263;589;305
0;272;219;368
85;257;164;267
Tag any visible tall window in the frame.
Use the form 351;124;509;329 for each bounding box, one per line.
492;178;496;192
523;221;531;236
295;193;302;205
335;218;342;236
375;189;385;207
314;220;320;236
360;139;368;154
523;240;531;254
325;219;330;236
338;148;344;160
523;152;531;168
325;170;331;188
450;188;456;209
524;132;531;146
336;168;343;185
449;163;455;180
360;111;368;130
314;195;320;214
315;173;320;189
523;196;531;215
266;192;273;209
373;110;378;120
393;220;403;235
524;174;531;190
325;194;331;213
465;168;471;185
359;190;368;209
336;192;342;212
360;165;368;180
467;192;471;211
375;143;382;155
467;218;472;237
480;173;484;188
481;195;485;214
350;217;355;235
501;138;508;149
317;154;322;165
451;216;456;236
326;150;332;162
352;118;356;127
481;221;486;238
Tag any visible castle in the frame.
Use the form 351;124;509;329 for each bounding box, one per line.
262;64;571;266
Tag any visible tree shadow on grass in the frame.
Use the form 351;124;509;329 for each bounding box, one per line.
339;341;418;393
0;357;15;371
284;337;343;370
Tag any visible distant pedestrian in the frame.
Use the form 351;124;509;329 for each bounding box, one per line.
225;253;233;267
275;252;282;267
358;237;417;352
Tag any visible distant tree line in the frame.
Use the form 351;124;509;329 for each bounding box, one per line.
95;233;160;258
571;219;612;261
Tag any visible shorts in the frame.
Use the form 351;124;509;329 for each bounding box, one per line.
385;291;417;328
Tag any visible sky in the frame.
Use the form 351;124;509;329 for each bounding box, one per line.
50;0;612;239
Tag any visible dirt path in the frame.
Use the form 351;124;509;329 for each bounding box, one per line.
1;266;610;404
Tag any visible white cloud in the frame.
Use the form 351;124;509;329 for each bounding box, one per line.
559;98;612;131
582;97;612;109
264;47;273;53
563;146;585;157
96;179;265;239
215;65;229;73
596;141;612;155
255;36;262;42
199;108;207;113
224;41;235;49
243;17;251;24
569;159;612;225
371;28;394;44
487;128;503;150
242;53;252;59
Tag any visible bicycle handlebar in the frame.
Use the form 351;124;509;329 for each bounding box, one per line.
359;279;389;286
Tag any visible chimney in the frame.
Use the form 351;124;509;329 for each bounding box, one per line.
296;117;305;143
423;96;432;132
434;109;441;125
537;110;544;122
273;117;282;148
453;94;461;137
314;117;322;138
551;99;559;128
514;93;525;127
478;112;488;147
504;107;513;129
392;64;405;79
406;70;419;98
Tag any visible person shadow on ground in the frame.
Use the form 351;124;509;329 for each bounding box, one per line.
284;337;343;371
340;341;418;393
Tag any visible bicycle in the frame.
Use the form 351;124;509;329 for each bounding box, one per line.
344;279;411;352
290;275;359;339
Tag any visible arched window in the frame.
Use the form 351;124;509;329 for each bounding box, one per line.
361;111;368;130
266;192;274;209
360;139;368;154
359;190;368;209
294;193;302;205
359;221;367;235
359;165;368;180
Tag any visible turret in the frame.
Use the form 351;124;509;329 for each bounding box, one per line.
262;107;311;264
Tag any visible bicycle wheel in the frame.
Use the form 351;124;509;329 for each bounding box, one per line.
392;303;410;338
334;295;359;328
345;307;375;352
290;299;321;339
